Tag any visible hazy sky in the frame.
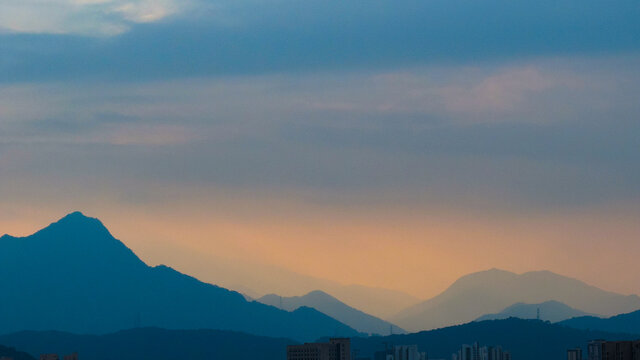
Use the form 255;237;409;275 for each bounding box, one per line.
1;0;639;299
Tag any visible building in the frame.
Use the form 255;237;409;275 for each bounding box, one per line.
590;341;607;360
452;343;511;360
40;355;59;360
568;348;583;360
63;354;78;360
587;340;640;360
374;345;426;360
287;338;351;360
603;341;633;360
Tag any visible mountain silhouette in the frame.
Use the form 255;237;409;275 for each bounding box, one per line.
392;269;640;332
350;318;639;360
0;328;293;360
558;309;640;334
258;290;405;335
180;251;420;320
475;300;593;323
0;344;36;360
0;212;360;341
1;319;637;360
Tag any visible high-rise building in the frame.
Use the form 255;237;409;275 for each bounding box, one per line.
287;338;351;360
374;345;426;360
602;341;633;360
587;340;640;360
393;345;426;360
568;348;583;360
452;344;510;360
590;340;607;360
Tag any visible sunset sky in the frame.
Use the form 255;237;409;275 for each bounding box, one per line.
1;0;639;299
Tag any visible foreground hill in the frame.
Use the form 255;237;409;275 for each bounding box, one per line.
476;301;593;323
258;290;405;335
0;212;359;341
352;318;639;360
393;269;640;331
0;345;36;360
0;328;293;360
2;319;637;360
558;309;640;334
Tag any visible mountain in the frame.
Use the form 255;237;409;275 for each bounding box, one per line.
392;269;640;332
3;319;637;360
351;318;639;360
0;344;36;360
258;290;405;335
173;251;420;320
558;309;640;335
0;328;293;360
0;212;360;341
476;301;593;323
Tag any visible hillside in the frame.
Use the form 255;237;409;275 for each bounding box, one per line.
558;309;640;334
258;290;405;335
0;328;293;360
0;345;36;360
0;212;359;342
476;301;593;323
392;269;640;332
2;319;637;360
352;318;639;360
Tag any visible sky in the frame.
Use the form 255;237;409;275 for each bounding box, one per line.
1;0;640;299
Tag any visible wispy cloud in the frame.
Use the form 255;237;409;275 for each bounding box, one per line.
0;0;191;35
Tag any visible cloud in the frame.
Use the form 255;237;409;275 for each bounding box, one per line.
0;0;189;36
0;55;638;209
1;0;639;81
440;67;559;115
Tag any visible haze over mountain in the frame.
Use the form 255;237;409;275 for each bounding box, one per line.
258;290;405;335
177;252;419;320
392;269;640;332
0;212;359;341
558;309;640;335
475;301;593;323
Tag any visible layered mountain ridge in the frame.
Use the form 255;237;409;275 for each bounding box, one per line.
392;268;640;332
0;212;359;341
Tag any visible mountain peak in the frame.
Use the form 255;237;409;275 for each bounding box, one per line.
41;211;111;238
56;211;97;225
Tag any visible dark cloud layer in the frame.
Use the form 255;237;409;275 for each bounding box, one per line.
2;0;639;82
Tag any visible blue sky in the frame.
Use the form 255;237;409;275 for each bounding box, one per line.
1;0;640;297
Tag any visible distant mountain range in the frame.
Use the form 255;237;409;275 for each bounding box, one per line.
392;269;640;332
558;309;640;335
0;212;359;341
179;251;420;320
476;301;593;323
258;290;405;335
2;319;638;360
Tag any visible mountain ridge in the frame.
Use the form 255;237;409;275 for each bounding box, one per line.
475;300;594;323
1;318;638;360
258;290;405;335
558;309;640;334
392;268;640;332
0;212;360;341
